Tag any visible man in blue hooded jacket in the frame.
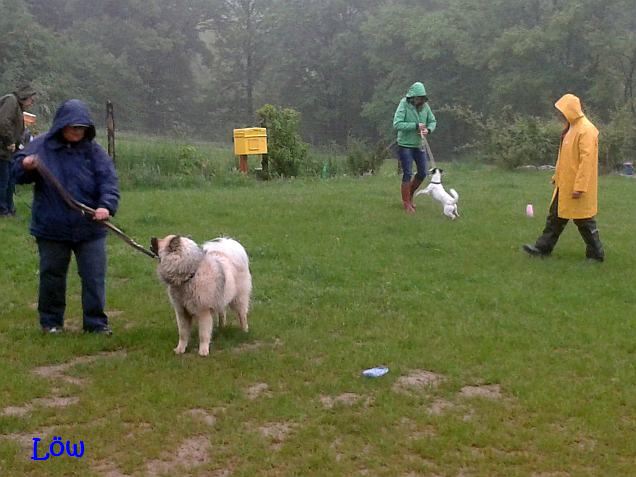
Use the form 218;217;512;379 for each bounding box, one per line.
13;99;120;334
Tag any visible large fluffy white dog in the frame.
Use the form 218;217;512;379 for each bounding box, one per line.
151;235;252;356
414;168;460;219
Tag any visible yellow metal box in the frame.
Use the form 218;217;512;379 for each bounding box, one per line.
233;127;268;155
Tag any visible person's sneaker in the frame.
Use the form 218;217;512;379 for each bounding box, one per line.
86;326;113;336
42;326;63;334
522;244;550;257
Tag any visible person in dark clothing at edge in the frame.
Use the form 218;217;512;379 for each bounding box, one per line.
13;99;120;334
392;81;437;214
0;84;36;217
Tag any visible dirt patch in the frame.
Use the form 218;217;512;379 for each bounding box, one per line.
2;395;80;417
183;408;217;426
0;432;40;451
32;350;127;386
459;384;502;400
145;435;211;476
393;370;445;394
575;436;597;452
32;396;80;408
1;405;32;417
320;393;373;409
232;338;283;354
92;460;131;477
245;382;271;400
257;422;297;451
428;398;454;416
106;310;125;317
531;473;571;477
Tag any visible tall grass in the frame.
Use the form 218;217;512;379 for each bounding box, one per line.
98;132;361;187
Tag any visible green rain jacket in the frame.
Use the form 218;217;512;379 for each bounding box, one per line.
392;82;437;148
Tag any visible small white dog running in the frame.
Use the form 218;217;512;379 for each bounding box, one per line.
414;168;460;219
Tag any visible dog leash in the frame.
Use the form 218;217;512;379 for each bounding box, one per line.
420;132;437;169
32;158;158;259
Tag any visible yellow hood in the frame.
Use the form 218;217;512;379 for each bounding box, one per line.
555;93;584;124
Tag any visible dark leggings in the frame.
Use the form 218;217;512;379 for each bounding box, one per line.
397;146;428;183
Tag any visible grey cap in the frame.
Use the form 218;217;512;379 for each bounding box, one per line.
15;84;37;101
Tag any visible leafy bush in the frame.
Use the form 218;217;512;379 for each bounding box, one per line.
483;115;562;169
345;136;388;176
600;106;636;172
177;144;215;178
257;104;308;178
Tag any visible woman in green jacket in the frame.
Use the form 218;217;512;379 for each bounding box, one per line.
393;82;437;213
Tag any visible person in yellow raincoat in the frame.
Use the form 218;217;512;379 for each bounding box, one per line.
523;93;604;262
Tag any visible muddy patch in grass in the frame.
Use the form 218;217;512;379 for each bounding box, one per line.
256;421;297;451
92;460;131;477
145;435;211;476
459;384;502;400
245;382;271;400
183;408;219;427
393;369;445;394
32;350;127;386
1;395;80;417
231;338;283;354
428;398;455;416
320;393;373;409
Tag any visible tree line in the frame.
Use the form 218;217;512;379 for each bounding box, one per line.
1;0;634;164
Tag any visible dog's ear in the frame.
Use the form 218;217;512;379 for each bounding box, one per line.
439;168;444;174
429;167;436;174
168;235;181;253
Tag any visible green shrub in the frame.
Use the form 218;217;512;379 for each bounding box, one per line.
600;106;636;172
177;144;215;178
257;104;308;178
345;136;388;176
484;115;561;169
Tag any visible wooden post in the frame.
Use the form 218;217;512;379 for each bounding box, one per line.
239;155;248;173
106;100;116;162
261;153;269;178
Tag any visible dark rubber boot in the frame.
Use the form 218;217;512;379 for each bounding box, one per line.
574;219;604;262
401;183;415;214
409;177;424;208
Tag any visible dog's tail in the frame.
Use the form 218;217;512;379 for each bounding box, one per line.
449;189;459;203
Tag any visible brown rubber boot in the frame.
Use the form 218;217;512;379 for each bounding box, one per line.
409;177;424;208
401;183;415;213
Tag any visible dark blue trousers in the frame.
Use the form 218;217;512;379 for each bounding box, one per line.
0;159;15;216
397;146;428;183
36;237;108;331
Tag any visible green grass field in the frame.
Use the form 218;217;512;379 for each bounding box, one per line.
1;162;635;476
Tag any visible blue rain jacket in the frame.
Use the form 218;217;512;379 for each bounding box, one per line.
13;99;119;242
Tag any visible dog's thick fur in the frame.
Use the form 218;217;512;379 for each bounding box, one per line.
151;235;252;356
414;168;460;219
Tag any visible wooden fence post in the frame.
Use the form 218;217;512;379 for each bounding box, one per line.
106;101;116;162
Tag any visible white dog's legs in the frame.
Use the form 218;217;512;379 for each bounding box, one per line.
174;307;192;354
197;310;214;357
231;296;250;332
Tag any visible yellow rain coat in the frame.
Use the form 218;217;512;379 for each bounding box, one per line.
552;94;599;219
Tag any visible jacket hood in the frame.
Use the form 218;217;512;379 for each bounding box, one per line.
49;99;96;141
555;94;584;124
406;82;427;98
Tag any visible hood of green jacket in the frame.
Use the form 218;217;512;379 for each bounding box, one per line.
406;82;427;98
